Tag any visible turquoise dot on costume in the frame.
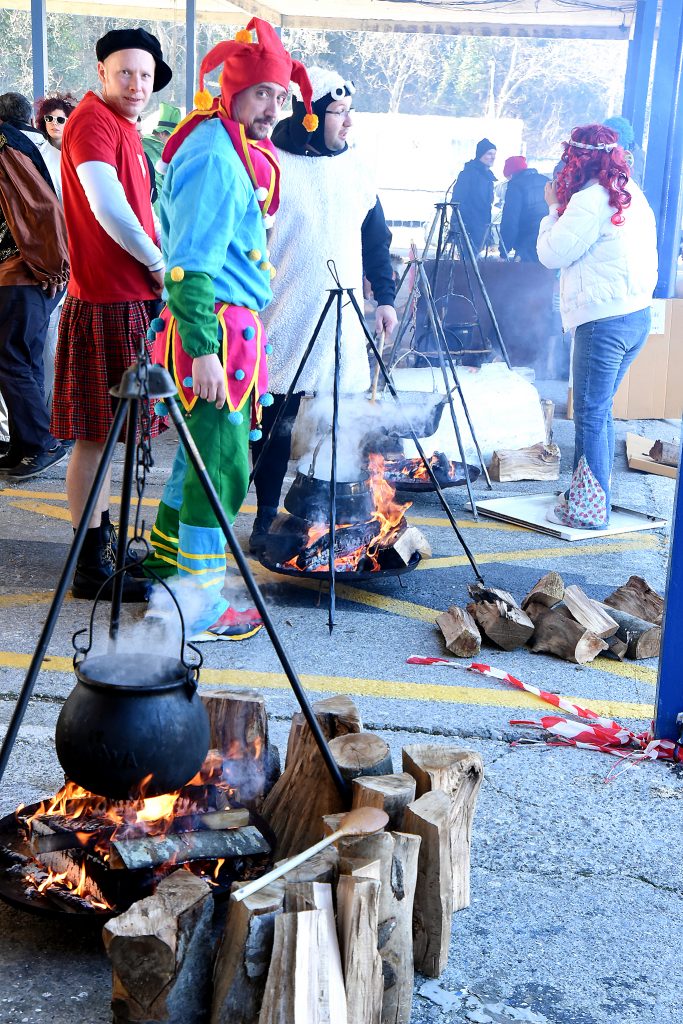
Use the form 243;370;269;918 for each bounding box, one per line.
151;317;165;332
243;326;256;341
183;376;193;387
235;369;246;381
249;428;262;442
259;392;274;407
154;402;167;416
228;410;244;425
264;343;273;355
147;327;156;341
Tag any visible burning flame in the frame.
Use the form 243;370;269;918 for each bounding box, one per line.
387;452;459;482
283;454;411;574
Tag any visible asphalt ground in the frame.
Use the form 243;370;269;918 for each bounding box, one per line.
0;380;681;1024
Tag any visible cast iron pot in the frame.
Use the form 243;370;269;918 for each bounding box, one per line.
55;653;210;800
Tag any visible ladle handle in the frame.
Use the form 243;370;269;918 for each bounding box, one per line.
370;330;386;403
231;829;340;902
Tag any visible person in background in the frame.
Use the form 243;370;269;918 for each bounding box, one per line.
51;27;171;601
0;92;69;479
449;138;496;253
603;116;644;187
142;101;181;213
537;123;657;530
137;115;158;206
35;92;78;415
499;155;548;262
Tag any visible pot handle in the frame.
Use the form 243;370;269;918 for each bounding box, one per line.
184;665;200;700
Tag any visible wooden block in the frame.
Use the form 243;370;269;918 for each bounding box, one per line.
526;602;607;664
328;733;393;783
562;585;619;638
284;883;346;1024
594;601;661;659
402;791;452;978
467;600;534;651
521;571;565;610
489;442;560;482
649;439;679;467
604;576;664;627
351;773;416;830
436;606;481;657
336;876;383;1024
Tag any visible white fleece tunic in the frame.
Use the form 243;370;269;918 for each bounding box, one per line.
262;147;377;395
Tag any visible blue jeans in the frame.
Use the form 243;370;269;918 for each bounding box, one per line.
571;306;651;519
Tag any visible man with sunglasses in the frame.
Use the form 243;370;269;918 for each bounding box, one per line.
249;66;397;553
51;28;172;602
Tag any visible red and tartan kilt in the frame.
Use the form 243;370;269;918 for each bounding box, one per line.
51;296;166;443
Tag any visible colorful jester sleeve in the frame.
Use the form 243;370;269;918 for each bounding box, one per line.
164;270;219;359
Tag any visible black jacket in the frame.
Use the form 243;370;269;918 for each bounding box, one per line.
500;168;548;262
361;198;395;307
450;158;495;251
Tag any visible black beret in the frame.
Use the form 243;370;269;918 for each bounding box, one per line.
96;28;172;93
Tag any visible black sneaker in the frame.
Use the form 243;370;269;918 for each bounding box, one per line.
0;450;23;472
248;506;278;554
4;444;68;480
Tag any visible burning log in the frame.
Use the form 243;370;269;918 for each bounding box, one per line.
211;850;339;1024
525;601;607;664
593;601;661;660
351;773;417;830
328;733;394;783
603;575;665;627
648;439;679;467
336;875;383;1024
335;829;420;1024
436;605;481;657
290;521;380;572
199;688;278;807
109;825;269;871
402;791;453;978
262;696;362;857
489;443;560;482
402;744;483;913
521;571;565;610
103;870;213;1024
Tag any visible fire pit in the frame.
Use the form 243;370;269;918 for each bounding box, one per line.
261;454;427;580
0;751;274;917
384;452;481;493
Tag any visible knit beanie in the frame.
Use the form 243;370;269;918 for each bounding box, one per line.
503;155;527;178
476;137;496;159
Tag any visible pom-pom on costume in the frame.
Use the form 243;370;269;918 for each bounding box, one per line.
144;19;315;638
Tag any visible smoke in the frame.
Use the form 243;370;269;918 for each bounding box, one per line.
296;389;444;482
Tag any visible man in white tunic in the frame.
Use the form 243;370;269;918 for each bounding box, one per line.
250;67;397;552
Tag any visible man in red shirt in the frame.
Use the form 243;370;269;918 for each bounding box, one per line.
52;27;172;600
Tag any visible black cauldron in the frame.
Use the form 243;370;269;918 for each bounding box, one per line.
55;653;210;800
284;471;374;523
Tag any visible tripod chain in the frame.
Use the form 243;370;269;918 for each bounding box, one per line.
132;340;154;548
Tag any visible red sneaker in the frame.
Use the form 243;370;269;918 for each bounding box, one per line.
190;606;263;642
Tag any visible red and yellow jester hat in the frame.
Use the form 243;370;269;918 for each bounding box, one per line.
194;18;318;132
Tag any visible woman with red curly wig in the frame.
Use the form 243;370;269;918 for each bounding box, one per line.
537;123;658;529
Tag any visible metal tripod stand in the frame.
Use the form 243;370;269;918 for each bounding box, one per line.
249;263;484;634
0;345;351;802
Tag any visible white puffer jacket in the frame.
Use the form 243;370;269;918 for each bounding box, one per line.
537;179;658;331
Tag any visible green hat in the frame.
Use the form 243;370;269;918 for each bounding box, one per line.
156;102;181;132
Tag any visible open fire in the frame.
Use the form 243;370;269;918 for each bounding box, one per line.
3;747;273;915
383;451;480;492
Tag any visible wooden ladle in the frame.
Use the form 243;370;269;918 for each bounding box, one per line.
231;806;389;903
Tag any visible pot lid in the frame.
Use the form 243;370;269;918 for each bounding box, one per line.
75;653;191;693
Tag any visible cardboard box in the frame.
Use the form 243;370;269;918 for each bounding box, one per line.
567;298;683;421
626;432;679;479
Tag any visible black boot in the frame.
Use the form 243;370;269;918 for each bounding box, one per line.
72;523;151;602
101;511;147;579
248;506;278;554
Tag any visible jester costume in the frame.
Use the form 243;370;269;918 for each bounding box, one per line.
144;19;316;639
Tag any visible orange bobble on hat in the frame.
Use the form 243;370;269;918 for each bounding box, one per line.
234;28;252;43
303;113;319;132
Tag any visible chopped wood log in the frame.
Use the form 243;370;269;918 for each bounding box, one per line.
338;857;382;882
604;634;628;661
199;687;271;807
258;909;339;1024
336;830;420;1024
402;791;452;978
648;439;679;467
379;526;432;569
466;599;534;651
593;601;661;659
561;585;619;638
489;442;560;482
104;871;213;1024
211;883;285;1024
328;733;393;783
521;571;565;610
284;882;346;1024
436;605;481;657
402;744;483;912
263;696;361;858
467;582;518;608
351;773;416;830
336;875;383;1024
604;575;665;627
541;398;555;444
109;826;269;871
258;912;297;1024
525;602;607;664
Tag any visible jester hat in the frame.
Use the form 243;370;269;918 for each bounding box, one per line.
194;18;317;131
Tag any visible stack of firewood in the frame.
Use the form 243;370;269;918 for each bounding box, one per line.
102;693;484;1024
437;574;664;664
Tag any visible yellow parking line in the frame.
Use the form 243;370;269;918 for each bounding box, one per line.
10;499;73;522
420;535;662;570
0;649;652;721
